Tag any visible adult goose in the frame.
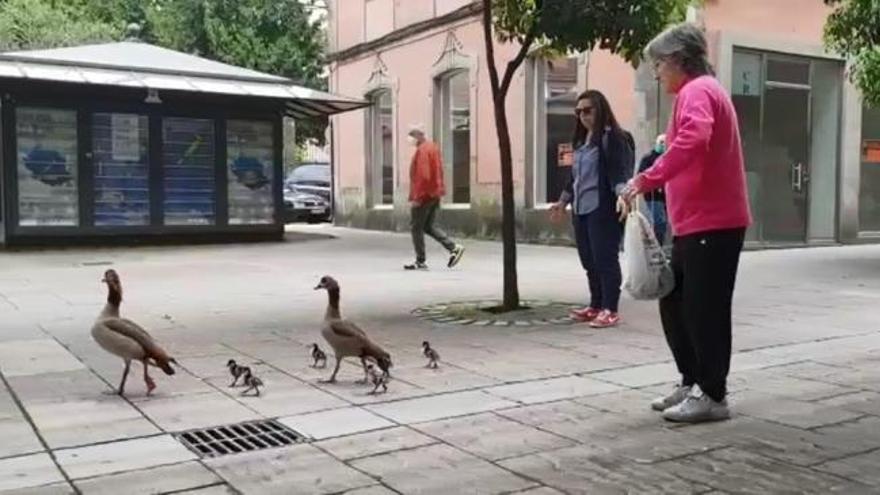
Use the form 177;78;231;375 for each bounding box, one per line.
91;269;176;396
314;276;392;383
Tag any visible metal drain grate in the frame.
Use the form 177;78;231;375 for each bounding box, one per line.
175;419;305;458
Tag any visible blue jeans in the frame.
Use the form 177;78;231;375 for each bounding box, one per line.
573;208;623;312
647;200;668;244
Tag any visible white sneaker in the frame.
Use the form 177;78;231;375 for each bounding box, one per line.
651;384;692;412
662;386;730;423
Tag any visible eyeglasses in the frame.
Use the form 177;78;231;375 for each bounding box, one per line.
575;107;594;117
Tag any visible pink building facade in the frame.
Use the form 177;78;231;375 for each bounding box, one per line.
328;0;880;247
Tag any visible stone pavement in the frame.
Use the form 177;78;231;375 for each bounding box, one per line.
1;225;880;494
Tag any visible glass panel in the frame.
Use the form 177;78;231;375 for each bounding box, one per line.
227;120;274;225
860;105;880;232
16;107;78;226
447;71;470;204
731;51;764;242
162;117;215;225
370;91;393;205
542;57;579;204
93;113;150;226
761;85;810;242
766;58;810;85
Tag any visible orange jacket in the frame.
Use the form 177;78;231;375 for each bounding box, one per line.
409;141;445;202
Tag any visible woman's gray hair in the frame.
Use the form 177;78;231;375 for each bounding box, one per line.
646;23;714;77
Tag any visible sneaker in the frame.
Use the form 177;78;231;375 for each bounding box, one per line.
571;307;601;322
589;310;620;328
404;261;428;271
448;245;465;268
651;384;693;412
662;386;730;423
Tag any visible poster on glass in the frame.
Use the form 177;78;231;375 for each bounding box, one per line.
163;118;216;225
93;113;150;226
227;120;274;225
16;107;79;227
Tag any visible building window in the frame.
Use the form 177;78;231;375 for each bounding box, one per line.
367;90;393;206
93;113;150;226
860;105;880;232
532;57;579;205
436;70;471;204
16;107;79;227
227;120;274;225
162;117;216;225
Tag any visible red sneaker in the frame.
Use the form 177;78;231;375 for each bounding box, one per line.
571;307;601;322
590;310;620;328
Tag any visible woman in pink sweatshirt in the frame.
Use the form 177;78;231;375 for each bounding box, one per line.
624;23;751;424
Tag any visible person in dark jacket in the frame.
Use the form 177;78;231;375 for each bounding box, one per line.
638;134;668;244
550;90;634;328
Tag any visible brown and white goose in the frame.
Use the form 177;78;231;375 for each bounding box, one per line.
91;269;176;396
314;276;392;383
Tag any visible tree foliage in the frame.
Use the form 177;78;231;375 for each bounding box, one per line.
0;0;121;51
146;0;328;142
482;0;689;310
0;0;329;143
823;0;880;107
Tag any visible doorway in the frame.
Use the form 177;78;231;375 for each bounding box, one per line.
731;50;841;246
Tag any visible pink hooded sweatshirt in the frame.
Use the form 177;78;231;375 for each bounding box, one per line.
638;75;752;237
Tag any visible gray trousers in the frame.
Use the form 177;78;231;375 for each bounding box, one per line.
411;198;455;263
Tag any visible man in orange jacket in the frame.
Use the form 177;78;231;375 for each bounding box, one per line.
405;125;464;270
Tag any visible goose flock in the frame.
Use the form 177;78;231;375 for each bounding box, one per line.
91;270;438;397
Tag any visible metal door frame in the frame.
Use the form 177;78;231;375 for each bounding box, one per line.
736;49;814;247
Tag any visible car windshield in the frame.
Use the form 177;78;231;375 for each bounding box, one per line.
289;164;330;185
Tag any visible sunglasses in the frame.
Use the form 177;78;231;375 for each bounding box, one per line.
575;107;594;117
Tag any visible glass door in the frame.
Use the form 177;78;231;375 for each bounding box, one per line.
761;58;811;243
732;51;812;245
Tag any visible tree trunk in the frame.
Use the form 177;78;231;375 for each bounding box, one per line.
492;96;520;310
482;0;535;312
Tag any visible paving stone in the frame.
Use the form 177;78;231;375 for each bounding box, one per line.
500;446;706;494
335;486;398;495
26;397;158;449
0;340;85;377
388;366;501;394
679;416;878;467
815;449;880;487
0;453;65;492
172;486;236;495
352;444;534;495
814;416;880;448
497;400;658;443
278;407;394;440
0;483;76;494
817;391;880;416
210;372;348;417
484;376;623;404
206;444;375;495
55;434;197;480
134;391;259;431
74;461;221;495
736;393;863;429
587;363;679;388
661;447;868;493
365;390;516;424
509;488;566;495
7;370;111;403
732;370;858;401
573;388;656;415
413;413;574;461
314;426;436;460
0;418;43;458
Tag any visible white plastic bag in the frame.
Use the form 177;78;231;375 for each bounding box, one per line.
622;205;674;300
